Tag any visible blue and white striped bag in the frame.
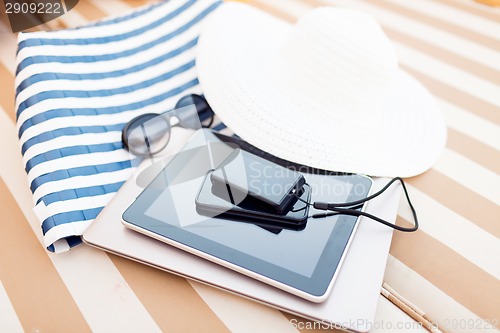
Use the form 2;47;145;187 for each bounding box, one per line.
15;0;222;253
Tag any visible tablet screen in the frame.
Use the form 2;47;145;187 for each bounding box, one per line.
123;130;372;298
144;175;352;278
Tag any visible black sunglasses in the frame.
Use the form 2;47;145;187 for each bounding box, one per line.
122;94;214;157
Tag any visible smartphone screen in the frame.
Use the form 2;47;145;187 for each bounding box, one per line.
196;171;310;231
210;149;305;214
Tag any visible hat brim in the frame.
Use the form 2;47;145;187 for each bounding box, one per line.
196;3;447;177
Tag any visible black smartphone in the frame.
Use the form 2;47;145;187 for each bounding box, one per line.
196;171;310;231
210;148;305;215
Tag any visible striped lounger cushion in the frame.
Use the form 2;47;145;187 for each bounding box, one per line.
15;0;222;253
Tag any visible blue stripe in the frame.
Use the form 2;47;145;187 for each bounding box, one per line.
213;122;227;131
25;142;123;173
18;0;195;49
16;2;220;74
46;236;81;252
21;124;124;155
16;37;197;96
17;60;195;117
41;181;124;205
20;78;199;153
31;159;135;195
66;235;82;248
42;207;103;235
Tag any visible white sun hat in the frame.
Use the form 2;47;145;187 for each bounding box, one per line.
196;3;447;177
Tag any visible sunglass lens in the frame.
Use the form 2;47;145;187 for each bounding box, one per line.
176;104;200;129
175;94;214;129
123;114;171;156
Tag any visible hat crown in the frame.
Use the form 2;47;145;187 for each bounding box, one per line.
275;8;399;113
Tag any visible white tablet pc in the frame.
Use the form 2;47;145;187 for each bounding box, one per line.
122;131;372;302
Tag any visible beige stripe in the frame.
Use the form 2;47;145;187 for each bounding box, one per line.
59;8;89;28
435;149;500;205
0;177;91;333
447;128;500;175
390;216;500;325
400;183;500;279
73;0;109;22
407;169;500;239
403;66;500;125
0;64;15;123
363;0;500;52
23;26;43;33
439;98;500;151
389;0;500;42
431;0;500;23
382;27;500;86
108;253;230;333
396;42;500;109
44;17;70;31
190;282;299;332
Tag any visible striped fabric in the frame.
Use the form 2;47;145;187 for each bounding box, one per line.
1;0;499;332
14;0;222;253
